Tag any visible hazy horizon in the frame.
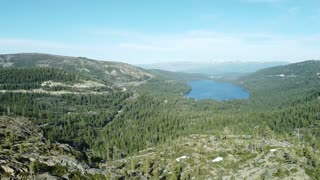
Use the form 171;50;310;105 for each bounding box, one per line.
1;0;320;64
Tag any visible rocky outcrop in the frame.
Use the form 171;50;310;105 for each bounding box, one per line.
106;134;311;179
0;116;105;179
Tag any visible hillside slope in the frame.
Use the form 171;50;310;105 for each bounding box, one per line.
107;134;311;179
237;60;320;108
0;53;153;85
0;116;106;179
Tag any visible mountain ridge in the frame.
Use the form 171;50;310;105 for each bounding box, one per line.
138;61;289;75
0;53;154;85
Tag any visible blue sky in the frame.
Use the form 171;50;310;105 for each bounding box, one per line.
1;0;320;64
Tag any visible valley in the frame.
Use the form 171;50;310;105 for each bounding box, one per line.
1;54;320;179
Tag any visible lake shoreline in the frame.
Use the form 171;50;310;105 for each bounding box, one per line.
185;80;250;101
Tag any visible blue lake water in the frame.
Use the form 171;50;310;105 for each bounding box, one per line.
186;80;249;101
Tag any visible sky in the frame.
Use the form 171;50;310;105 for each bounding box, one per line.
0;0;320;64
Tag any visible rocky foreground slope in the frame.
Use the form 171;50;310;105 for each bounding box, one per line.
0;116;315;179
107;134;310;179
0;116;105;179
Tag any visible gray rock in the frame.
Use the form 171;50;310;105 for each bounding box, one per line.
34;172;62;180
1;165;14;174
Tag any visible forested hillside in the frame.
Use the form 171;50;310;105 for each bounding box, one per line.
237;60;320;108
1;56;320;179
0;53;153;84
0;68;79;90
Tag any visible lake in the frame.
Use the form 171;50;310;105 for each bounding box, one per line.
185;80;249;100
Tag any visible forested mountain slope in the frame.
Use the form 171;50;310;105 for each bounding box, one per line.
237;60;320;108
0;67;115;97
0;53;153;85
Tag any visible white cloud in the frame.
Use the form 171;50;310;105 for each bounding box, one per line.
1;30;320;64
0;38;71;49
119;43;171;51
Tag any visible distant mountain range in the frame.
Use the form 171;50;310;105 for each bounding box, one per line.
138;61;289;75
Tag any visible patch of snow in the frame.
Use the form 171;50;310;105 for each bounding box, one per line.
270;149;277;152
212;157;223;163
276;74;285;77
176;156;188;162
